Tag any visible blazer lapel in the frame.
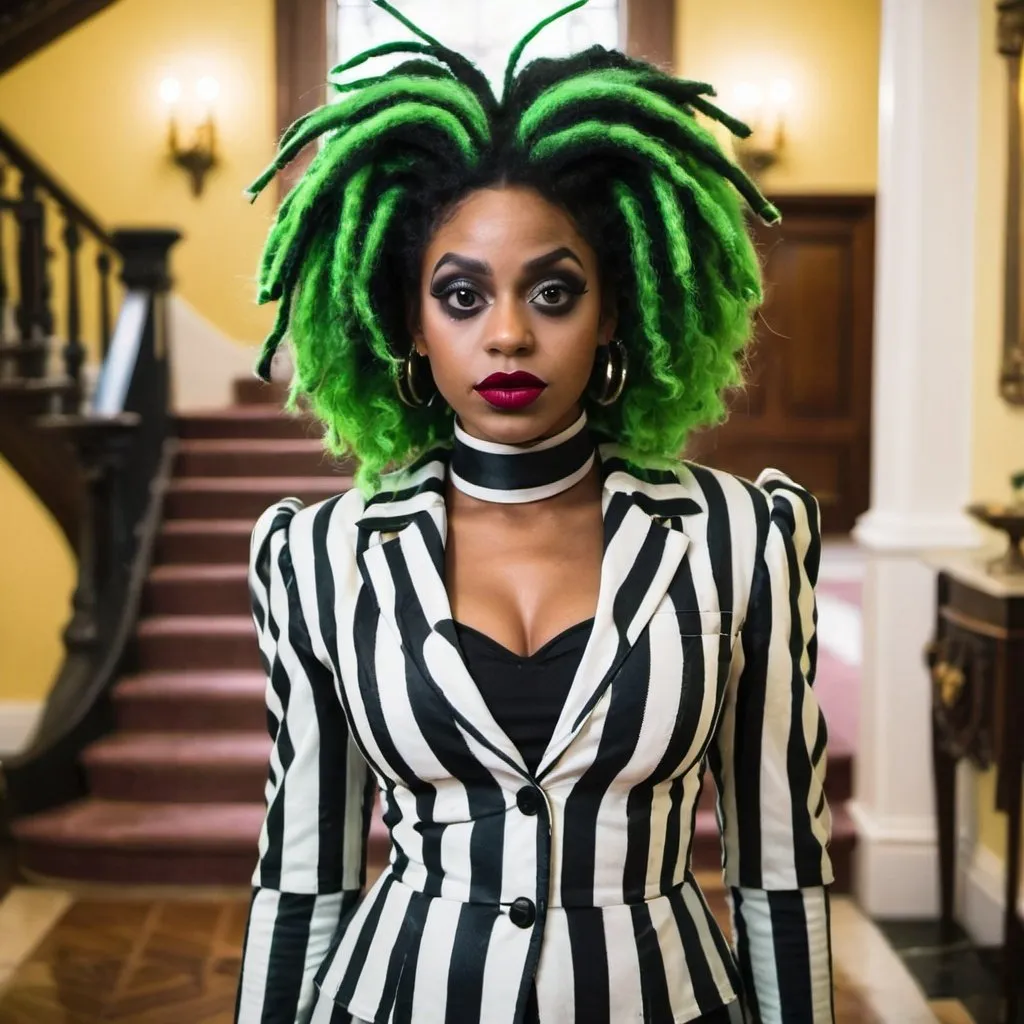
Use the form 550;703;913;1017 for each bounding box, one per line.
356;462;530;778
355;443;701;784
535;487;690;781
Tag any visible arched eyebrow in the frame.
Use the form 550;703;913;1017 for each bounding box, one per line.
524;247;585;274
431;246;585;278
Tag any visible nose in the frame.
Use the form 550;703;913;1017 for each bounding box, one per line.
486;294;535;357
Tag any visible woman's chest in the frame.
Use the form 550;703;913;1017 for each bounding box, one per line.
331;561;736;791
443;511;604;658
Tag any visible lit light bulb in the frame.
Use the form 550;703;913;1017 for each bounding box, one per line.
196;76;221;104
159;76;182;106
769;78;794;108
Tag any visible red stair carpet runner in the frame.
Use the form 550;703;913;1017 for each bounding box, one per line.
14;380;854;888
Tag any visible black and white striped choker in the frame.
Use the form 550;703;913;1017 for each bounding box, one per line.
449;412;596;504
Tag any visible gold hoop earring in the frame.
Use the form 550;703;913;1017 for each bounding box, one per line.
590;338;628;406
396;349;434;407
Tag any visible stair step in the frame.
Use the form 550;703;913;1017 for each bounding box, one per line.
82;731;270;803
143;563;251;616
136;615;258;670
163;476;350;520
14;796;391;886
113;671;265;732
232;377;291;406
155;519;252;565
176;438;355;478
176;407;323;441
689;805;857;894
13;799;265;885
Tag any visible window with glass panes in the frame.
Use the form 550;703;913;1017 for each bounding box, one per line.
333;1;621;92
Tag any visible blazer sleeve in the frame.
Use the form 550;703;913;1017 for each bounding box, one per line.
708;470;835;1024
235;499;374;1024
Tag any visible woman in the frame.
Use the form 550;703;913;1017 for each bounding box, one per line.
235;2;834;1022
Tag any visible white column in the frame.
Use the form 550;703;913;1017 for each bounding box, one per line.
850;0;982;918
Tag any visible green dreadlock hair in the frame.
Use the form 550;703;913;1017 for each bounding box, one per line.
248;0;777;494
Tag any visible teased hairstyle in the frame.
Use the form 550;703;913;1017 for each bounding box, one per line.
248;0;776;492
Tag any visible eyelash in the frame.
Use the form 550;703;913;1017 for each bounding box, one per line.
433;277;587;320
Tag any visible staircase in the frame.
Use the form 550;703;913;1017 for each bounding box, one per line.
12;379;389;885
14;378;856;889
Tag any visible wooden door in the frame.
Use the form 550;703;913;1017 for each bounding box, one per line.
685;195;876;535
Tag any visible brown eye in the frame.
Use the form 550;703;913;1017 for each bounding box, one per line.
530;276;585;315
436;280;485;319
444;287;482;313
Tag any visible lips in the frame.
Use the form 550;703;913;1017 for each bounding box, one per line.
474;371;547;410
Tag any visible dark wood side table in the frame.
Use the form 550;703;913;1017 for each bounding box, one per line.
926;555;1023;1023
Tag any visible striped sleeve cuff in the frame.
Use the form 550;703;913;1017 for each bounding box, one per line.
730;886;834;1023
235;888;355;1024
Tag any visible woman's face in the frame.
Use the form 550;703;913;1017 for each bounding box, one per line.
412;184;616;446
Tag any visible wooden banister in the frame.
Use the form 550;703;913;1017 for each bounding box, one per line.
0;124;112;245
3;229;181;817
0;117;183;820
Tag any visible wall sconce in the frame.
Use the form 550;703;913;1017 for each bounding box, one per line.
730;79;793;178
159;75;219;196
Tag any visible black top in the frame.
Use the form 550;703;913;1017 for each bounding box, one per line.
454;618;594;775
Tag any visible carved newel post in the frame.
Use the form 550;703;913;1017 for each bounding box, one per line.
41;228;180;658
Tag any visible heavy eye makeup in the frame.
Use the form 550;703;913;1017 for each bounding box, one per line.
429;271;589;321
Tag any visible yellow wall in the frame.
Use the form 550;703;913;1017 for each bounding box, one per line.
972;0;1024;868
0;0;277;345
675;0;880;193
0;461;75;703
0;0;277;706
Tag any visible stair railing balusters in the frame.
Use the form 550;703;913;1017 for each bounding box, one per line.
0;123;124;391
13;171;46;376
62;214;83;410
97;248;112;359
0;164;7;350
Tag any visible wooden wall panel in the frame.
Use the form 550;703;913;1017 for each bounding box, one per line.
625;0;676;71
275;0;328;197
774;243;848;417
687;195;876;535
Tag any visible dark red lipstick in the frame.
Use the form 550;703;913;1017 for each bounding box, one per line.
473;371;547;410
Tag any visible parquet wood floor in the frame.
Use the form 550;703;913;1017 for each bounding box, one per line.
0;898;247;1022
0;887;960;1023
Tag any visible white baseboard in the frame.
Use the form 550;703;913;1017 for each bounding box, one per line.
0;701;43;758
959;842;1024;948
847;801;941;918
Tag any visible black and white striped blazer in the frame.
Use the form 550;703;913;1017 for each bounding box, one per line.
235;444;835;1024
